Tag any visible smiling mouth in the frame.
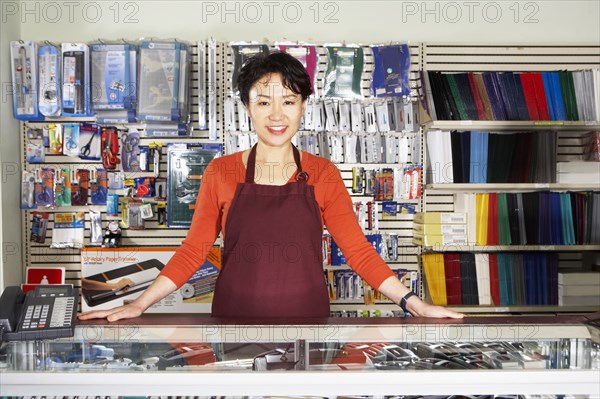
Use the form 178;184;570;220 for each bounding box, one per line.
267;126;288;135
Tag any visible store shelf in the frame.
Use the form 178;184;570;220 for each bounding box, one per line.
422;245;600;252
425;183;598;191
424;120;600;131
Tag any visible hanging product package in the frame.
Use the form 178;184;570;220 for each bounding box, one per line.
30;211;50;243
121;129;140;172
10;40;42;120
90;43;136;123
277;43;318;95
61;43;91;116
323;44;364;99
54;167;71;207
71;168;89;206
21;170;36;209
370;44;411;98
137;40;181;122
101;126;120;170
38;44;61;116
90;168;108;205
167;143;222;227
78;123;101;160
229;42;269;97
51;212;85;248
62;123;80;157
35;167;55;207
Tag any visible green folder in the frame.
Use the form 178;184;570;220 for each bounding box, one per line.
498;193;512;245
446;74;469;120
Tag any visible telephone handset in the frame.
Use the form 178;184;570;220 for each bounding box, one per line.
0;285;78;342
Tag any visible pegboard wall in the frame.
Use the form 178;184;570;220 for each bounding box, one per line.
19;42;600;313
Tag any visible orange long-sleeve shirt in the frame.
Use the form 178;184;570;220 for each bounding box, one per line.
159;150;396;290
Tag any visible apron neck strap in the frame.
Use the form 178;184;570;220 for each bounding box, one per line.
245;144;307;183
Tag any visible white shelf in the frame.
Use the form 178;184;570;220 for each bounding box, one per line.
426;183;598;191
424;120;600;131
450;305;600;313
422;245;600;252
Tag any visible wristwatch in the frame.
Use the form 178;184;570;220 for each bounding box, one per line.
400;291;417;315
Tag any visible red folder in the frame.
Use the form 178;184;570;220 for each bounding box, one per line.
520;73;540;120
531;73;550;120
487;193;499;245
444;253;462;305
489;254;501;306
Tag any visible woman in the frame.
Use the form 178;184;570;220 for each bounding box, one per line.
79;52;463;321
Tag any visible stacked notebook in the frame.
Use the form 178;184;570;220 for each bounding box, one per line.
455;191;600;245
422;252;560;306
558;271;600;306
427;130;558;184
424;70;600;121
413;213;468;247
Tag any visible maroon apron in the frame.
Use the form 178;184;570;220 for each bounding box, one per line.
211;144;330;318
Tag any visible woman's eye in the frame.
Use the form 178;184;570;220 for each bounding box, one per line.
259;101;269;106
285;101;296;105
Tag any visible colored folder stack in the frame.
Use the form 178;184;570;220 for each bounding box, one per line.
426;70;600;121
455;191;600;246
426;130;558;184
422;252;560;306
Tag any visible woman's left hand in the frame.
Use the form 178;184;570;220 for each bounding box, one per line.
406;297;465;318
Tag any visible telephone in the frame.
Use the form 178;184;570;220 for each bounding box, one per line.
0;285;78;342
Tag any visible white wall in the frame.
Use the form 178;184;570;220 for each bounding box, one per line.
7;0;600;43
0;0;598;289
1;9;23;290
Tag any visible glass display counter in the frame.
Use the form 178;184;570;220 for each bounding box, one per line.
1;314;599;396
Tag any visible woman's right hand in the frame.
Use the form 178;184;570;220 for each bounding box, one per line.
78;302;145;322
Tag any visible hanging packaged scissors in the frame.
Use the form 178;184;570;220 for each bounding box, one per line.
90;168;108;205
71;169;89;206
101;127;120;170
79;123;100;160
38;44;61;116
54;168;71;207
121;129;140;172
35;167;55;207
62;123;80;157
48;124;63;154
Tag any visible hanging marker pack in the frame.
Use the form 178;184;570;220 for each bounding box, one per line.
10;40;42;120
351;100;363;132
62;43;90;116
324;99;339;132
339;100;351;131
38;44;61;116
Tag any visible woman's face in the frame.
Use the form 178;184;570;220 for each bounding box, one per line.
245;72;305;149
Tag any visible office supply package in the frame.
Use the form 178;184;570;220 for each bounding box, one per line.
10;40;42;120
166;143;222;227
81;247;221;313
137;40;191;134
370;43;411;98
90;43;136;123
277;43;318;96
38;44;61;116
323;44;364;99
61;43;91;116
229;42;270;97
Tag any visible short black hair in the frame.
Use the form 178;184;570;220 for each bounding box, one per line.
237;51;313;106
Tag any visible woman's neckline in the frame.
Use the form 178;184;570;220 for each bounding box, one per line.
238;149;307;185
